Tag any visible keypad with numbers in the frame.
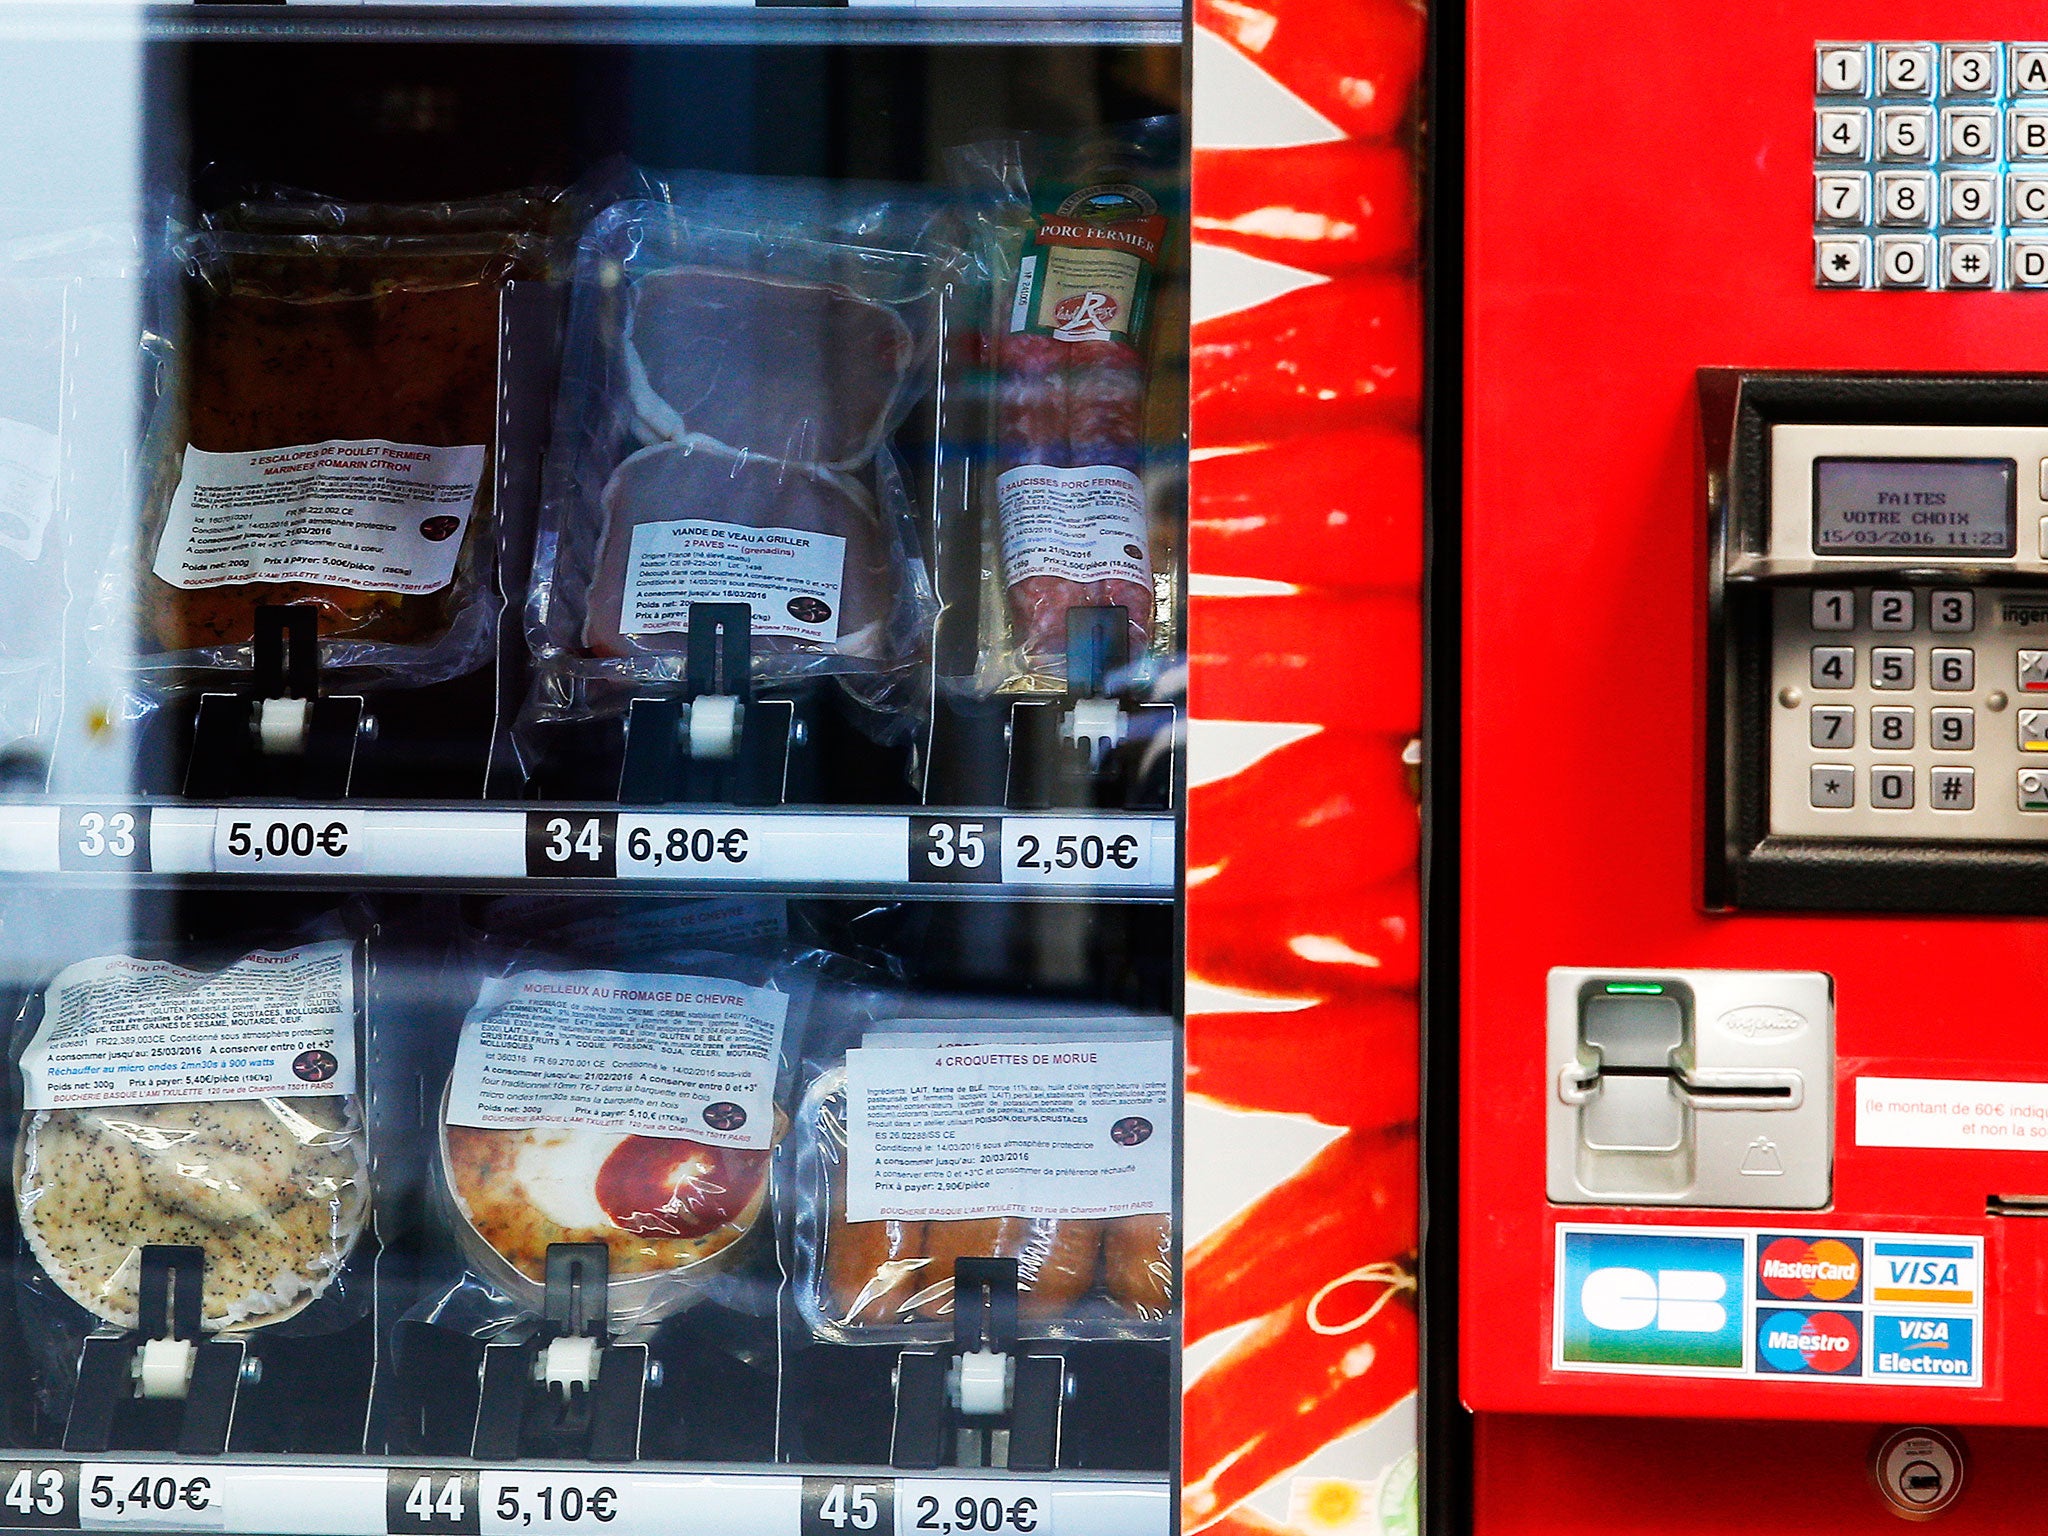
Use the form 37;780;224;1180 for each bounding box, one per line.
1770;585;2048;838
1811;41;2048;288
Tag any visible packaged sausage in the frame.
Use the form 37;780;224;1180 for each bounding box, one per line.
949;119;1184;692
9;921;377;1418
423;940;814;1333
521;173;951;755
789;1022;1176;1342
111;192;545;687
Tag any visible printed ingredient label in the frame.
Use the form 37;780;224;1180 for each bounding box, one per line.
0;417;59;561
1856;1075;2048;1149
447;968;788;1150
997;465;1150;586
21;940;358;1108
622;518;846;645
845;1034;1174;1222
154;439;483;594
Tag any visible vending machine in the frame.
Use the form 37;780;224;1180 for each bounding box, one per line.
0;0;1436;1534
1460;3;2048;1528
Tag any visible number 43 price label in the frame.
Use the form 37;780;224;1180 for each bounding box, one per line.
81;1466;222;1530
894;1483;1049;1536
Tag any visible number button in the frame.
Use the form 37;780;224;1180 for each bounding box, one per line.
1880;44;1935;97
1810;765;1856;809
1818;45;1868;95
1943;236;1999;287
1871;646;1915;689
1930;766;1975;810
1946;45;1998;97
1816;236;1869;286
1930;590;1974;632
1932;707;1975;750
1929;647;1974;690
1945;171;1998;224
2021;708;2048;751
1871;706;1915;749
1816;174;1868;225
1818;108;1871;159
1878;108;1934;161
1870;589;1914;631
1876;234;1933;287
1944;109;1998;161
2022;768;2048;811
1812;646;1856;688
1877;172;1934;226
1811;705;1855;748
2018;650;2048;691
1810;589;1855;630
1870;765;1915;809
2012;108;2048;158
2015;45;2048;96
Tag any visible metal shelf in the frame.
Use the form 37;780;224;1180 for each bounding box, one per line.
0;801;1176;899
0;1456;1169;1535
0;3;1181;47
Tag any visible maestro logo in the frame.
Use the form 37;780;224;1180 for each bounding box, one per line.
1756;1308;1863;1376
1558;1229;1747;1370
1871;1314;1978;1383
1757;1235;1863;1303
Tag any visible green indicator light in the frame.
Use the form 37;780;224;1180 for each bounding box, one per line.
1604;982;1666;995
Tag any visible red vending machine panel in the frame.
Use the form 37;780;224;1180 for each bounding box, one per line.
1463;4;2048;1529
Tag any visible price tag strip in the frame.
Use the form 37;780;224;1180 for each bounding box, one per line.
0;806;1174;897
0;1464;1162;1536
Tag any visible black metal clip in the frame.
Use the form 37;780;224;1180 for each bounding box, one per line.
185;605;366;798
472;1243;649;1463
1005;606;1176;810
64;1244;250;1455
889;1257;1065;1472
617;603;797;806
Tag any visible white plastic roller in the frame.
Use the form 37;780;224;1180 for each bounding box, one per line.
539;1335;602;1391
687;695;741;761
1061;697;1127;763
255;697;314;756
134;1337;196;1400
948;1349;1013;1418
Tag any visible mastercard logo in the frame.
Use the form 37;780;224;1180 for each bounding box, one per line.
1759;1236;1862;1301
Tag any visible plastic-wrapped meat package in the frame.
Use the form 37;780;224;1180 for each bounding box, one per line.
623;267;914;468
952;119;1181;687
524;189;945;734
124;207;542;685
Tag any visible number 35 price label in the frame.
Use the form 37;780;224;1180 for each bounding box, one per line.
894;1483;1049;1536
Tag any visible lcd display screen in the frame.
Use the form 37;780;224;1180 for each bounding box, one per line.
1812;457;2015;556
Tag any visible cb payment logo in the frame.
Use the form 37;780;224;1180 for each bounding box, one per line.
1559;1230;1745;1370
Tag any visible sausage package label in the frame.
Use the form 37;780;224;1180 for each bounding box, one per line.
21;940;358;1109
621;517;846;645
845;1033;1174;1222
153;438;484;594
997;465;1150;587
446;968;787;1151
1016;181;1166;345
0;417;59;562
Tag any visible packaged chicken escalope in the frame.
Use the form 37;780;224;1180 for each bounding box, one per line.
10;926;374;1411
113;191;547;686
788;1022;1176;1343
421;941;813;1334
521;172;952;753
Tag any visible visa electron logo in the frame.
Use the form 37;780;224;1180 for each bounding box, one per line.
1757;1308;1863;1376
1870;1241;1980;1306
1758;1235;1863;1303
1559;1230;1746;1369
1871;1314;1978;1382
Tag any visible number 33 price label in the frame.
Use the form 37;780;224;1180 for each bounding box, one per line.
214;811;365;875
894;1483;1049;1536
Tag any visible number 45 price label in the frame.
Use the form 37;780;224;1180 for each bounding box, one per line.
894;1483;1049;1536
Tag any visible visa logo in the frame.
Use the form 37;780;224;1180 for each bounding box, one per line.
1884;1260;1961;1288
1895;1318;1952;1346
1870;1242;1979;1305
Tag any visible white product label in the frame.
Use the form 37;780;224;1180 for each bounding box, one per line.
845;1033;1174;1223
997;464;1150;587
20;940;358;1109
153;439;484;594
447;967;788;1150
621;519;845;645
1007;254;1039;334
0;417;59;561
1856;1075;2048;1149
